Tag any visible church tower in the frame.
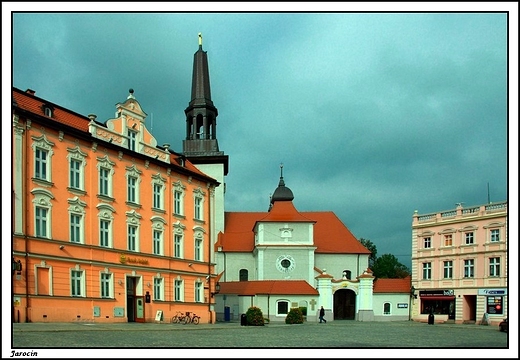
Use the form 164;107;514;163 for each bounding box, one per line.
183;33;229;248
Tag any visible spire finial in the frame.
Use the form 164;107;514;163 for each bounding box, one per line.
280;162;284;178
198;32;202;48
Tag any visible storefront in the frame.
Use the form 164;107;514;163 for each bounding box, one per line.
478;288;507;317
419;289;455;320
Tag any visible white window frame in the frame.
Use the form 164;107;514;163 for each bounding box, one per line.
71;267;85;297
490;229;500;242
383;302;391;315
489;257;500;277
443;260;453;279
151;173;166;211
67;146;87;191
31;188;54;239
193;227;205;262
151;216;167;256
153;277;164;301
173;181;186;216
126;210;142;252
126;165;142;205
423;237;431;249
97;203;115;248
97;155;115;198
422;262;431;280
193;187;205;221
464;232;474;245
444;234;453;247
100;271;113;299
128;129;137;151
174;279;184;302
276;300;290;315
32;135;54;184
173;221;186;259
195;281;203;303
68;197;87;244
464;259;475;278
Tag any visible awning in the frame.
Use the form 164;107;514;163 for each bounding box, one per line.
420;296;455;301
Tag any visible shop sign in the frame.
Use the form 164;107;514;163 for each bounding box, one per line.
419;289;454;296
397;303;408;308
478;289;507;296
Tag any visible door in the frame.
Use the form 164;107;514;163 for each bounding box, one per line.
135;296;145;323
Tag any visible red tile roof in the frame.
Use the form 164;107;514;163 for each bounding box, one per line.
219;280;319;296
373;276;411;294
218;207;371;255
12;87;215;181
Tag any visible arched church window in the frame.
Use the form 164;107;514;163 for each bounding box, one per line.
239;269;248;281
343;270;352;280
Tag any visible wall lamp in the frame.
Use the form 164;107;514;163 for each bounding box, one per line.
410;285;417;299
59;245;65;250
118;279;123;285
211;282;220;298
12;258;22;275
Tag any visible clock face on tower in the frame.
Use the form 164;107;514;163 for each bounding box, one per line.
276;255;295;273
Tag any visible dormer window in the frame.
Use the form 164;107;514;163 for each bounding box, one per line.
42;105;54;118
128;130;137;151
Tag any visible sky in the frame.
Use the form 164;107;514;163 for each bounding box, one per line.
3;2;518;358
5;4;517;269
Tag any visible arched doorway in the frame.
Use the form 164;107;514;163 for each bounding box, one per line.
334;289;356;320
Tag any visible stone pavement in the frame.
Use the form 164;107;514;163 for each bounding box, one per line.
7;320;515;358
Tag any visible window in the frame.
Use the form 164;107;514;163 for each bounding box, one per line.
464;259;474;278
71;269;84;297
97;155;115;198
383;302;391;315
490;229;500;242
32;135;54;183
195;239;202;261
35;206;49;238
194;197;202;220
128;130;137;151
239;269;248;281
153;278;163;301
70;214;81;243
422;262;431;280
443;261;453;279
174;234;183;258
100;273;112;298
32;188;53;239
69;159;81;189
173;181;186;216
35;148;49;180
126;165;141;205
342;270;352;280
100;219;110;247
153;184;162;209
465;232;474;245
195;281;203;302
128;176;137;203
128;225;138;252
153;229;162;255
97;204;115;248
99;167;110;196
444;234;453;247
174;191;182;215
68;197;86;244
174;280;183;301
44;106;53;117
489;257;500;277
277;301;289;315
423;237;431;249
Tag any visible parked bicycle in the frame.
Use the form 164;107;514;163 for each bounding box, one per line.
183;311;200;325
171;311;186;324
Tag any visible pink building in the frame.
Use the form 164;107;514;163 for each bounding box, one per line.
411;202;507;325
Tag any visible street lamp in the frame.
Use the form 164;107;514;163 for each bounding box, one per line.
12;257;22;275
410;285;417;299
211;282;220;298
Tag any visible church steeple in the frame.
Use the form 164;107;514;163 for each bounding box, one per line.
183;33;227;169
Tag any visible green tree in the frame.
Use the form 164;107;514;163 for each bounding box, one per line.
359;238;377;268
372;253;410;279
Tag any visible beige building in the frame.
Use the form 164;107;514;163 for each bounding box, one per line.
410;202;507;325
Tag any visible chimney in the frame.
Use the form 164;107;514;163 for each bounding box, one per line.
26;89;35;95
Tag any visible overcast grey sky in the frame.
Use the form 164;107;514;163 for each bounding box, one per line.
5;4;517;270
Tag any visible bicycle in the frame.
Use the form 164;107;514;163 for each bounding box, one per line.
171;311;186;324
183;311;200;325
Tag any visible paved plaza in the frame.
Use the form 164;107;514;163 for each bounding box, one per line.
7;320;515;358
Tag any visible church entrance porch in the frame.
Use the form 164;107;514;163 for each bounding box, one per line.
333;289;356;320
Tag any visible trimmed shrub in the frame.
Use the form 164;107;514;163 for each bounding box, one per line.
285;307;304;324
246;306;265;326
299;307;307;316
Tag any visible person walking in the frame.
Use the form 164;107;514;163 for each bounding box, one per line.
319;306;327;323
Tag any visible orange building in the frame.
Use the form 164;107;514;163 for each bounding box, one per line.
11;85;221;324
